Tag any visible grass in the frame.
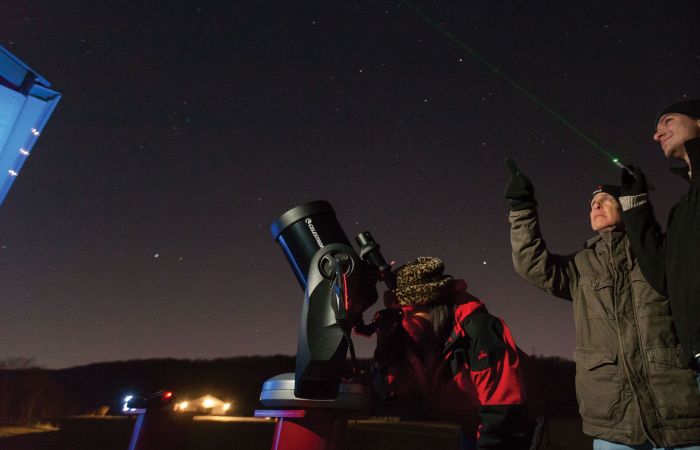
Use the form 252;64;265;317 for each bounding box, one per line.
0;416;592;450
0;422;59;438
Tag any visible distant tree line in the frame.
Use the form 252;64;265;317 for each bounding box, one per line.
0;354;578;424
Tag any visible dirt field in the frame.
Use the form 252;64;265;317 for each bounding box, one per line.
0;416;592;450
0;424;58;439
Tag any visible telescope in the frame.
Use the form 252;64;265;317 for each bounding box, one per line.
266;200;394;400
255;201;394;450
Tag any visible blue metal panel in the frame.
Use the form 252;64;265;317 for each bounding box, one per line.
0;51;28;89
0;44;50;88
0;44;61;206
0;86;24;148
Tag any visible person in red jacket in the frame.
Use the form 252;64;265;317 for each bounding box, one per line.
373;256;536;450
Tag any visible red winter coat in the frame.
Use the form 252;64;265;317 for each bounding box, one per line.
375;281;527;448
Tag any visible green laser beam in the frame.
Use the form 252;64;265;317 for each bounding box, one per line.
401;0;619;162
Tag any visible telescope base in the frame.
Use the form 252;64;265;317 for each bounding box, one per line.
257;373;371;450
255;409;365;450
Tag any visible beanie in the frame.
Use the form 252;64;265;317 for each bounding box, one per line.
656;99;700;126
393;257;454;306
591;184;621;201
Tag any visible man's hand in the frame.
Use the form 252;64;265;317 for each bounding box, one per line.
620;165;648;197
504;158;537;211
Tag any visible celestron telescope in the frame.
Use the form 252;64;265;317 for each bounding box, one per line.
257;200;394;450
264;200;394;401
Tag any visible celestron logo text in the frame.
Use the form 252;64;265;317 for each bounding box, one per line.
305;218;324;248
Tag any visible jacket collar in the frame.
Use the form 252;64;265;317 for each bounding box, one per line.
669;136;700;185
584;230;625;249
669;166;690;182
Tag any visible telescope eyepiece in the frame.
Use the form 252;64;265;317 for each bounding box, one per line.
355;231;396;290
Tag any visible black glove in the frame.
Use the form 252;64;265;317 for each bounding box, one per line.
373;308;405;367
504;158;537;211
620;165;648;197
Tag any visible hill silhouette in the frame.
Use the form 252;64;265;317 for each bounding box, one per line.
0;354;577;423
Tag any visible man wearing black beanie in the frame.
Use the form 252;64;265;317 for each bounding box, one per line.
618;99;700;393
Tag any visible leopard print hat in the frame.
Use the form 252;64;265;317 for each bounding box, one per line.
393;256;454;306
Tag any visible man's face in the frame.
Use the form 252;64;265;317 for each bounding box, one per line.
653;113;700;160
590;193;622;231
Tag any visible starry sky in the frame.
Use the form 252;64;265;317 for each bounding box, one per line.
0;1;698;368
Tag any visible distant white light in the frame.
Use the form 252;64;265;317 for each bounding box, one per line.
19;148;29;156
179;401;189;410
223;403;231;411
482;261;487;265
30;128;40;136
122;395;134;412
202;398;215;408
8;170;17;177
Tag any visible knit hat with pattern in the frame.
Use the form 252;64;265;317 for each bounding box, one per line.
393;257;454;306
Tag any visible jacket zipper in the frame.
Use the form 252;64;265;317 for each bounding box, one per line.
625;238;666;447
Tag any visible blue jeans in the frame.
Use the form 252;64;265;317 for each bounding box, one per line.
593;439;700;450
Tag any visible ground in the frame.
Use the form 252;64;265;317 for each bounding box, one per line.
0;423;58;438
0;416;592;450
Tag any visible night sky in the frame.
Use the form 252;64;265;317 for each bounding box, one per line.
0;1;698;368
